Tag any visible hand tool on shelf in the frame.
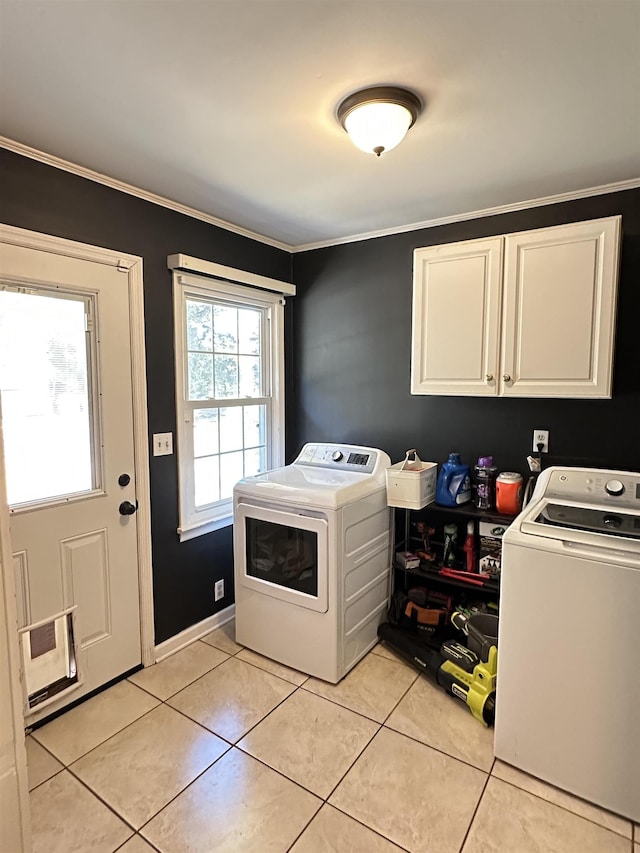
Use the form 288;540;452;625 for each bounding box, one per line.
438;568;488;586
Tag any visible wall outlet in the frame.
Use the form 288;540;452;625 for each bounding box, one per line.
214;580;224;602
533;429;549;453
153;432;173;456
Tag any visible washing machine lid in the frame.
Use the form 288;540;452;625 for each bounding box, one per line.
233;443;391;509
508;466;640;553
532;502;640;540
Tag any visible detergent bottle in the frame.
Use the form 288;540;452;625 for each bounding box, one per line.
435;452;472;507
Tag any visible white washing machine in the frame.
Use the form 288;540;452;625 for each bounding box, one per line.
495;466;640;821
233;443;392;683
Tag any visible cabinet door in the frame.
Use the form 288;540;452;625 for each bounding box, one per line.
501;216;621;398
411;237;503;395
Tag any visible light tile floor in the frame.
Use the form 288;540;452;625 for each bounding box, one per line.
26;619;636;853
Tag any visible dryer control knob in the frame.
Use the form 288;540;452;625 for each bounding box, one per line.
332;450;343;462
605;479;625;496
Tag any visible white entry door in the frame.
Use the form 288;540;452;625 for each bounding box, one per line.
0;228;150;723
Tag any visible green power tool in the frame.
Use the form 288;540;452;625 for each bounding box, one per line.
377;611;498;726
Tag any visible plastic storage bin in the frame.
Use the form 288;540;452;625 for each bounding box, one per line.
386;449;437;510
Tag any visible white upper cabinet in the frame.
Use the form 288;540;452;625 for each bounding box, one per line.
411;237;504;396
411;216;621;398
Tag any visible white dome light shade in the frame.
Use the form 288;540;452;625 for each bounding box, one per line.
337;86;422;157
344;102;413;155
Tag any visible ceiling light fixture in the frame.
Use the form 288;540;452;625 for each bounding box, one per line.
337;86;422;157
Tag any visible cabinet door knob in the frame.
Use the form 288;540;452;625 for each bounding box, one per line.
485;373;494;382
503;373;512;382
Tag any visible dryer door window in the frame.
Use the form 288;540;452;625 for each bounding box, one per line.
235;502;329;612
246;517;318;598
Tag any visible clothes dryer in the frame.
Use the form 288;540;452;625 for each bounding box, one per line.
233;443;392;682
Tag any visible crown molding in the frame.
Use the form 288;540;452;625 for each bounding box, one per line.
2;136;638;254
292;178;640;253
0;136;292;252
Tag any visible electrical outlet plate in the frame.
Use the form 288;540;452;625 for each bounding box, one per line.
533;429;549;453
214;580;224;602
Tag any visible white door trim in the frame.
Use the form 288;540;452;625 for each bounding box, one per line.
0;223;155;669
0;400;30;853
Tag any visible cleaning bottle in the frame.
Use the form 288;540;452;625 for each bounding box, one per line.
443;523;458;567
474;456;498;511
435;452;472;507
463;520;477;572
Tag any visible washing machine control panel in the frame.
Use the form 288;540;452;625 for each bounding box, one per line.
543;468;640;509
296;443;378;474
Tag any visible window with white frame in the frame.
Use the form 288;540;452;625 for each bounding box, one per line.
173;265;288;541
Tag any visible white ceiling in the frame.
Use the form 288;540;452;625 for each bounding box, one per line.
1;1;639;249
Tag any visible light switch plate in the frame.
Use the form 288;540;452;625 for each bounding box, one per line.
153;432;173;456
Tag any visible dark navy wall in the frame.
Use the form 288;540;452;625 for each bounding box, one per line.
290;189;640;475
0;148;292;643
3;146;638;643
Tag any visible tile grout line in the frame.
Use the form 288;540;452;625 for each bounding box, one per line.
25;735;66;793
380;719;493;775
295;653;420;727
33;699;161;769
127;644;233;702
322;722;383;804
326;802;413;853
26;764;65;794
457;756;495;852
112;832;162;853
133;743;235;841
63;764;139;836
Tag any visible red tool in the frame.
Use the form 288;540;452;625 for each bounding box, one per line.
438;568;487;586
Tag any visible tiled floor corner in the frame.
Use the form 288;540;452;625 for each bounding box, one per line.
27;624;635;853
462;777;630;853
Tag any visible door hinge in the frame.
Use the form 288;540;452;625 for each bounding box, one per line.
117;261;130;273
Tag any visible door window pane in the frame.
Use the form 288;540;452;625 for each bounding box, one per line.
0;288;95;506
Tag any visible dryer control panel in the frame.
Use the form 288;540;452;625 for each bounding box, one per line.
295;443;381;475
541;467;640;510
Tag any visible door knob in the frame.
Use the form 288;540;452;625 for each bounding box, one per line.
503;374;512;382
119;500;138;516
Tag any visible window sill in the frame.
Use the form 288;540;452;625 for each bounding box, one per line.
178;514;233;542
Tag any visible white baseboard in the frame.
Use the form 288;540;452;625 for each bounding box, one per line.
154;605;235;663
